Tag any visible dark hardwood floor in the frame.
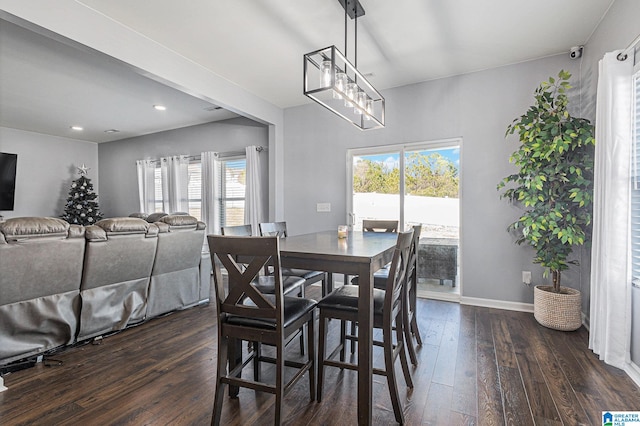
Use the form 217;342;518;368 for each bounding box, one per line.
2;283;639;425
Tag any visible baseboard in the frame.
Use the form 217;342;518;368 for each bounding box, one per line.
460;296;534;313
0;375;7;392
626;361;640;388
419;291;461;303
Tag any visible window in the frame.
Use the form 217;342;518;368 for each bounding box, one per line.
149;155;247;226
348;140;460;238
151;158;203;220
348;139;461;297
219;158;246;227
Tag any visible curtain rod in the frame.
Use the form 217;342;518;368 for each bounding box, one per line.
617;32;640;61
150;146;266;163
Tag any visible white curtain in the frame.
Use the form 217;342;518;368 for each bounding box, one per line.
245;146;266;235
136;159;156;213
589;51;633;369
160;155;190;214
201;151;221;236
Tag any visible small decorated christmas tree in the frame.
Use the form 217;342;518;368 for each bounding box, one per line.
62;164;103;225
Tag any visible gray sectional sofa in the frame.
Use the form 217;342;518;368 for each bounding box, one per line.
0;214;210;366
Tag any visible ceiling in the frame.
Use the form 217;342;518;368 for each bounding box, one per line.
0;0;615;143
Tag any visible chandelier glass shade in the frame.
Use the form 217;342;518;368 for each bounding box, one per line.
304;45;384;130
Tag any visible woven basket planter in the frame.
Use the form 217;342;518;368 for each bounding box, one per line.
533;285;582;331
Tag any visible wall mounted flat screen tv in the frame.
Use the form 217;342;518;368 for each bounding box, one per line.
0;152;17;211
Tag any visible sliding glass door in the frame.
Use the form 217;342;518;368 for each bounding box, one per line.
348;139;461;298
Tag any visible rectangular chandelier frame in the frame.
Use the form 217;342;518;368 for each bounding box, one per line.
303;45;385;130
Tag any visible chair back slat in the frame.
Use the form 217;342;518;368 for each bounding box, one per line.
221;224;252;236
259;221;288;237
362;220;399;233
384;230;414;316
208;235;284;322
407;225;422;290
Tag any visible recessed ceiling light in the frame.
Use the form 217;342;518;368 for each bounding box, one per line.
70;126;83;131
104;129;120;133
153;105;167;111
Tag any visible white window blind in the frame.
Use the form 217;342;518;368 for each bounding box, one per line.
219;158;246;227
153;167;163;213
187;161;202;219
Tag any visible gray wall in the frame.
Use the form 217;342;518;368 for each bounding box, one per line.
97;117;268;218
0;126;98;218
580;0;640;122
283;55;581;305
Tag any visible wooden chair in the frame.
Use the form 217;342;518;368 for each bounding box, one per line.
208;235;317;426
348;219;399;353
220;224;253;236
221;224;304;297
221;224;307;355
362;219;399;233
316;230;414;424
259;222;330;296
350;224;423;364
403;225;423;365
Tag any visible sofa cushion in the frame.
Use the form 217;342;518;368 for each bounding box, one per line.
96;217;150;233
159;214;198;227
146;212;168;222
129;212;149;220
0;217;70;239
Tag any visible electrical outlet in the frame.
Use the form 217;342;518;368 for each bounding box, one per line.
317;203;331;212
522;270;532;285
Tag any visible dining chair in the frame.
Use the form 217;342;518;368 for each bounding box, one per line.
259;221;330;296
354;225;423;365
220;224;304;296
316;230;414;424
220;224;253;236
208;235;317;426
362;219;399;233
221;223;308;355
348;219;399;353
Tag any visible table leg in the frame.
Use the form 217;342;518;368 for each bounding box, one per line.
356;264;373;425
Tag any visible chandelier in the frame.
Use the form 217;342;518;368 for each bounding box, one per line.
303;0;385;130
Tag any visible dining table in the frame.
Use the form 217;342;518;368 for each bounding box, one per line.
278;229;398;425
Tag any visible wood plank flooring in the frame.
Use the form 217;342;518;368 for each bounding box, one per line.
1;284;639;425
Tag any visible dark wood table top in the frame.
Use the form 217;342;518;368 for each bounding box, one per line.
278;230;398;263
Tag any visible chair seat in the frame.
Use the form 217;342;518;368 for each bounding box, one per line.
350;269;389;290
254;275;305;294
227;295;317;329
317;285;386;315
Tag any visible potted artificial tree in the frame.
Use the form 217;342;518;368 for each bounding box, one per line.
497;70;595;331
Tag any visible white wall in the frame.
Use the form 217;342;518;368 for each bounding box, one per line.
0;127;98;218
283;55;581;305
98;117;268;218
